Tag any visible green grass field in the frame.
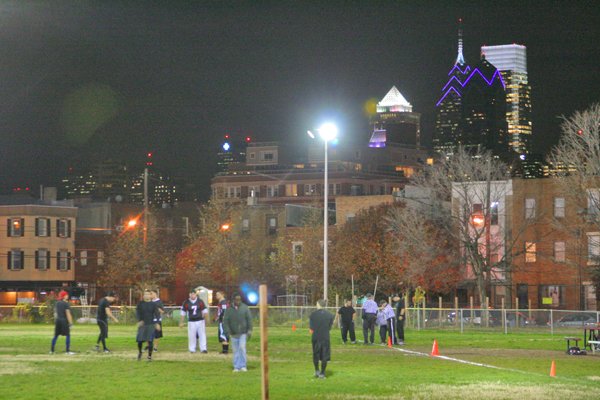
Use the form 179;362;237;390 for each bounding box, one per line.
1;323;599;399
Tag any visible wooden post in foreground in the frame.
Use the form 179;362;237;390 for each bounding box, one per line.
259;284;269;400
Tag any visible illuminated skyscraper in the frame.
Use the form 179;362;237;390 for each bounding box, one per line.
481;44;532;155
369;86;421;148
217;134;251;172
434;21;507;157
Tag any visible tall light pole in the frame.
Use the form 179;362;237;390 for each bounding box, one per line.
308;122;338;304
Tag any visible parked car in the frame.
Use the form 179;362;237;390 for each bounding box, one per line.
548;312;598;327
505;311;537;327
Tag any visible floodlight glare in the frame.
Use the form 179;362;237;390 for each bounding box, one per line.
318;123;338;142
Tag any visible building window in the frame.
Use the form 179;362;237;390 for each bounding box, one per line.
490;202;499;225
260;152;274;161
35;218;51;237
328;183;341;195
540;285;563;308
346;213;355;223
292;241;303;265
588;233;600;263
241;218;250;233
57;250;71;271
285;184;298;197
7;250;24;270
248;186;259;197
36;249;50;270
554;241;566;263
57;219;71;238
554;197;565;218
97;251;104;266
267;216;277;235
7;218;24;237
305;184;317;196
525;198;536;219
588;189;600;215
225;186;241;198
525;242;536;263
266;185;279;198
249;152;255;160
80;250;88;266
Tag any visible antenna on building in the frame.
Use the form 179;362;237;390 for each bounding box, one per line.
456;18;465;65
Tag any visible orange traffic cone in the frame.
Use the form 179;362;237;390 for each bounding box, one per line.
292;323;297;332
431;339;440;356
550;360;556;377
387;336;393;348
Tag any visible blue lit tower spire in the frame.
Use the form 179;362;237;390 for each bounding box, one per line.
456;18;465;65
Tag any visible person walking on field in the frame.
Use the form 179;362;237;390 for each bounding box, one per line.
50;290;75;355
215;291;230;354
180;289;209;353
136;289;161;361
376;303;388;344
336;299;356;344
223;294;252;372
361;293;378;345
310;299;334;379
150;289;165;352
392;294;406;345
95;291;118;353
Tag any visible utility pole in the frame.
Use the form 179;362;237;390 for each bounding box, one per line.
143;167;149;246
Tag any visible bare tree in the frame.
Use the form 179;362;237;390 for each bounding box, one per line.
388;146;531;307
548;103;600;306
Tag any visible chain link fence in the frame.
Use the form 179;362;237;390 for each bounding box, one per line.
1;305;599;336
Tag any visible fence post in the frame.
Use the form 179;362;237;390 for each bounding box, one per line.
485;297;489;328
259;284;269;400
438;296;443;327
454;297;458;327
469;296;474;326
528;299;532;319
515;297;519;313
460;308;464;333
422;298;426;328
502;298;507;334
550;309;554;335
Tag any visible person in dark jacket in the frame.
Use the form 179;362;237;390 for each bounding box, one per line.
136;289;161;361
95;291;118;353
309;299;334;379
50;290;75;354
223;294;252;372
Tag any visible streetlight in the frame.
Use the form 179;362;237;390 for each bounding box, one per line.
307;122;339;304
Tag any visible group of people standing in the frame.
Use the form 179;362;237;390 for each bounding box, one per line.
335;293;406;346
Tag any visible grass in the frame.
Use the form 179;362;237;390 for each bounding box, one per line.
0;323;599;399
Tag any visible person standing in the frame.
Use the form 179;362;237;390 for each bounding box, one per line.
393;294;406;345
309;299;334;379
150;289;165;352
223;294;252;372
50;290;75;355
361;293;378;345
376;303;388;344
179;290;209;353
136;289;161;361
381;300;396;345
337;299;356;344
95;291;118;353
215;291;230;354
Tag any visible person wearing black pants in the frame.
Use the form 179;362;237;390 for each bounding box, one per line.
361;293;378;345
393;294;405;345
337;299;356;344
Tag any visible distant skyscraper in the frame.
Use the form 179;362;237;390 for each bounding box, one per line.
217;134;251;171
481;44;532;155
434;21;508;158
369;86;421;148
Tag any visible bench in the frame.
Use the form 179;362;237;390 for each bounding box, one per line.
564;337;581;353
588;340;600;354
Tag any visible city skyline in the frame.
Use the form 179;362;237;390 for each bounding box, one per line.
0;1;598;200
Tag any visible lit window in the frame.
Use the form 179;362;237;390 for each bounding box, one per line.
490;202;499;225
554;241;566;263
304;184;317;196
8;218;24;237
267;185;279;198
292;241;303;265
97;251;104;266
554;197;565;218
8;250;24;270
36;218;50;237
588;189;600;215
267;216;277;235
525;198;536;219
525;242;536;263
36;249;49;270
242;218;250;232
285;184;298;197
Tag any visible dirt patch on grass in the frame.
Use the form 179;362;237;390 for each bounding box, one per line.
0;362;36;375
326;383;600;400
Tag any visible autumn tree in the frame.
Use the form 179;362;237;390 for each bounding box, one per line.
330;203;404;299
547;103;600;306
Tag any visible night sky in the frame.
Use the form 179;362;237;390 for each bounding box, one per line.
0;1;598;200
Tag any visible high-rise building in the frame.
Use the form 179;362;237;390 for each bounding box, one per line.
369;86;421;148
217;134;251;172
434;21;508;158
481;44;532;155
